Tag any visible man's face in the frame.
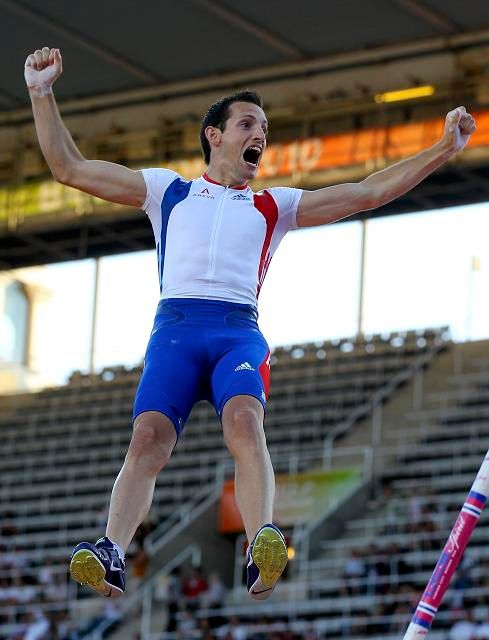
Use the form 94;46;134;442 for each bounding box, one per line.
209;101;268;181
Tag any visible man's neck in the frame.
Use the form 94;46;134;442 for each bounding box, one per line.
205;164;247;188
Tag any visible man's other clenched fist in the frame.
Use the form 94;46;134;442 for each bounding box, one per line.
25;47;62;93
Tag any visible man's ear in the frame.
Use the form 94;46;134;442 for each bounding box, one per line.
205;126;222;151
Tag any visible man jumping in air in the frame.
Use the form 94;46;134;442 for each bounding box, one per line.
24;46;475;601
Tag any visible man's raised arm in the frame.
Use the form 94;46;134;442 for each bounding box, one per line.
296;106;476;228
25;47;146;208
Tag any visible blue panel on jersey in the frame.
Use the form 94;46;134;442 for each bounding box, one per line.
158;177;192;291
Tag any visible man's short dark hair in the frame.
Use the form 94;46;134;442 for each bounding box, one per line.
200;90;263;164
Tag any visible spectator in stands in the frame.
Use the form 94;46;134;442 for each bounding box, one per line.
380;596;401;633
95;505;109;529
388;599;414;634
10;574;38;606
448;609;477;640
382;485;404;535
198;617;217;640
0;543;8;569
24;45;477;605
23;610;50;640
372;547;391;595
385;543;410;587
0;576;15;627
43;613;64;640
130;545;150;593
364;543;384;596
475;611;489;639
216;615;247;640
368;601;391;634
0;511;18;538
349;608;369;637
418;503;439;550
177;608;198;638
302;625;320;640
81;601;122;638
101;601;122;635
38;558;56;590
201;571;226;610
56;611;79;640
134;516;156;550
3;545;29;574
182;566;208;611
451;554;475;609
44;571;68;602
273;632;300;640
166;568;183;632
342;548;365;595
407;492;423;531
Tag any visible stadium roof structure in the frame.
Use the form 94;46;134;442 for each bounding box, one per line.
2;0;489;113
2;0;489;269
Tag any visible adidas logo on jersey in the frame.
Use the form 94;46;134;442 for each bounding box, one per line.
234;362;255;371
231;193;251;201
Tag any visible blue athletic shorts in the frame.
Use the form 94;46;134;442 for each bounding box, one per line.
133;298;271;437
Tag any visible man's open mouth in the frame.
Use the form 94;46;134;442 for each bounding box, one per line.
243;145;262;167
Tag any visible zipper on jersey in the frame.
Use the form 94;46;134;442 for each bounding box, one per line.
207;186;228;279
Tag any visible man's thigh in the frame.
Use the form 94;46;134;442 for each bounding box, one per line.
210;334;270;419
133;308;206;437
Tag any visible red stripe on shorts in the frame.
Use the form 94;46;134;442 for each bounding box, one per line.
258;349;271;400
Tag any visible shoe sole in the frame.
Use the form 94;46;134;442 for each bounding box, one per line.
252;527;288;588
70;549;112;597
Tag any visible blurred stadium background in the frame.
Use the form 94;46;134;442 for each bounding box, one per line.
2;1;489;639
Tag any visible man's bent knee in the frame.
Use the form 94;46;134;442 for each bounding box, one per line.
222;397;265;457
128;412;177;473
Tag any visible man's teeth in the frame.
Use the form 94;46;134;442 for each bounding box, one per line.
244;146;262;166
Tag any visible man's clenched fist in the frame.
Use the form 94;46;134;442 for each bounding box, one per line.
443;106;476;154
24;47;62;94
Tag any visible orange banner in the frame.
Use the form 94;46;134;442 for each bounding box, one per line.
219;479;243;534
2;111;489;224
218;468;362;534
255;110;489;179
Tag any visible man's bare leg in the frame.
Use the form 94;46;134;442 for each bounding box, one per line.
106;411;177;551
70;411;176;596
222;396;274;542
222;395;287;599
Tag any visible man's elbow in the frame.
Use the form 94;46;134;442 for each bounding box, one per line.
359;188;380;211
51;168;70;185
359;183;389;211
50;160;79;186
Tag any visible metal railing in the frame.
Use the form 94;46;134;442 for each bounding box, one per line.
321;346;441;467
144;460;227;556
83;545;202;640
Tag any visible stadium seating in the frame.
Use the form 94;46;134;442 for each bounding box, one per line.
0;328;449;638
248;362;489;638
108;341;489;639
